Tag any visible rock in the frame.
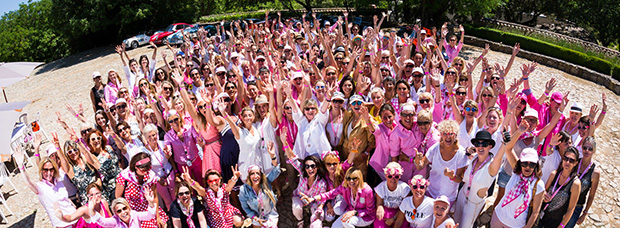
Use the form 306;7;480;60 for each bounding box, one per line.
606;204;614;213
594;222;606;227
591;214;602;222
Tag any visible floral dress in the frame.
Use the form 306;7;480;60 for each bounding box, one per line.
116;169;169;228
97;147;121;201
204;183;243;228
71;164;100;203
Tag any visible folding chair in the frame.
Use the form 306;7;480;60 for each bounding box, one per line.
0;162;16;222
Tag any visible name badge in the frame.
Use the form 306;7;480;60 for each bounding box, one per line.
359;197;365;204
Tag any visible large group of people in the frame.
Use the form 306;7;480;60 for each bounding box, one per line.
13;9;607;228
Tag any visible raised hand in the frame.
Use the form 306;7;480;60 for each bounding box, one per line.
279;125;289;144
512;43;520;56
231;164;241;179
518;118;530;132
549;133;562;147
144;187;155;204
588;104;599;120
444;168;456;180
544;78;557;94
559;91;570;112
348;138;362;152
267;141;276;158
482;43;490;56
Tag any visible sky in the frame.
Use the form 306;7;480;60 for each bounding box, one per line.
1;0;31;17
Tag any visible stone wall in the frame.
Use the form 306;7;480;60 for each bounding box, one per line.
464;35;620;95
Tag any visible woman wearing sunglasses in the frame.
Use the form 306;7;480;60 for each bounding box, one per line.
491;122;546;228
305;167;375;228
389;103;423;181
86;132;117;191
89;188;157;228
169;182;208;228
453;130;507;228
116;152;169;228
537;146;581;228
565;137;600;228
368;103;397;181
54;133;101;205
394;175;434;228
284;84;331;158
450;97;482;149
540;131;572;183
238;142;281;228
326;91;346;149
141;124;176;209
181;167;245;228
164;110;204;186
338;95;375;177
374;162;410;228
14;146;86;228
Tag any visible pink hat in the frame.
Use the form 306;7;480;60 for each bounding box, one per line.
550;92;563;104
523;109;538;119
434;195;450;207
520;148;539;163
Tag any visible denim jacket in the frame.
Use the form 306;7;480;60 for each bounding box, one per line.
238;164;281;218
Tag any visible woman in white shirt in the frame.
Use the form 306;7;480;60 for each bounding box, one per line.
374;162;410;227
431;195;457;228
222;106;263;183
141;124;176;209
394;175;435;228
286;89;331;159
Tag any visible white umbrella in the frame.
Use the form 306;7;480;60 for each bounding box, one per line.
0;101;30;161
0;62;43;102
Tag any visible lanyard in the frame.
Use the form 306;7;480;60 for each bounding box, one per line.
329;110;342;143
466;155;491;197
544;173;571;210
577;160;593;180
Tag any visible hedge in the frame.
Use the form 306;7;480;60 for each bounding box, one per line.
464;25;620;80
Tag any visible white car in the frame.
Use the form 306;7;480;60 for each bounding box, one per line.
123;34;150;49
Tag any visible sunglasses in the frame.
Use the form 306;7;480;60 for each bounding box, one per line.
223;97;232;102
453;63;463;67
304;107;317;111
419;99;431;104
325;162;338;167
563;156;577;164
305;164;317;169
191;73;200;77
66;148;78;155
116;206;129;214
217;72;226;76
380;69;390;72
582;146;594;151
456;91;467;96
207;178;220;184
81;128;93;135
346;177;359;181
327;72;336;76
473;140;490;147
465;107;478;112
117;126;127;132
109;106;117;112
577;126;589;130
382;57;390;60
42;168;54;172
412;74;423;78
445;71;457;75
332;100;344;104
481;94;493;98
450;39;457;42
316;85;326;89
411;184;426;190
520;162;537;169
491;76;501;80
119;90;128;94
117;104;127;109
197;104;207;110
257;59;265;62
140;83;149;87
163;87;173;91
178;191;191;196
335;57;344;61
417;121;431;126
402;113;415;118
283;106;292;110
226;86;236;90
136;164;151;171
387;175;401;179
205;83;215;88
90;136;102;141
168;118;179;124
351;101;363;106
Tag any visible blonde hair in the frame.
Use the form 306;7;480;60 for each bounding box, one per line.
437;120;459;135
342;168;364;189
323;154;344;188
463;100;478;109
419;92;433;101
110;198;131;216
245;167;277;206
417;109;432;122
384;162;404;175
38;158;59;181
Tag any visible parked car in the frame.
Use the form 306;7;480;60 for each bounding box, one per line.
123;33;150;49
150;23;192;45
166;26;199;46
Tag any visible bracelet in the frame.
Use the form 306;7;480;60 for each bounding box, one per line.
601;111;606;114
205;105;212;109
351;150;359;153
424;72;429;75
560;223;565;228
358;70;363;74
76;114;80;118
482;70;487;73
479;54;483;59
404;44;408;47
223;114;229;118
544;92;550;96
191;180;195;186
358;92;364;96
410;157;414;163
271;157;277;160
304;84;309;88
34;154;40;157
523;77;528;80
282;145;289;150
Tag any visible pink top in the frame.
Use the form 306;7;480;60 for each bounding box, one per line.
443;39;463;65
104;82;120;107
525;91;567;156
319;183;376;222
389;122;422;181
90;206;155;228
369;122;395;180
164;126;200;165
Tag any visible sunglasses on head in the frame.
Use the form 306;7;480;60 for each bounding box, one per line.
305;164;317;169
563;156;577;164
520;161;537;169
473;140;490;147
465;107;478;112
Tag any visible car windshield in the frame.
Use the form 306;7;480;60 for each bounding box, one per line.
165;25;175;32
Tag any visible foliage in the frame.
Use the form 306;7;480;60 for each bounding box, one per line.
465;25;620;80
0;0;70;62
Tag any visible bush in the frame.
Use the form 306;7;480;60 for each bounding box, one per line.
464;25;620;78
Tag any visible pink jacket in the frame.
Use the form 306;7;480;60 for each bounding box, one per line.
319;183;376;222
90;206;155;228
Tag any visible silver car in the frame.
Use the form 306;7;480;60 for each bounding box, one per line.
123;34;150;49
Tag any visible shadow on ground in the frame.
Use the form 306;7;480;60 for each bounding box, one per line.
4;211;35;228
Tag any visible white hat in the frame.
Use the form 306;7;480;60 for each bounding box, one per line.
404;59;415;66
216;92;230;100
107;69;117;75
434;195;450;206
291;71;304;79
46;144;58;156
255;94;268;105
143;108;155;115
92;71;102;79
349;95;364;104
215;66;227;73
256;55;266;60
231;52;241;59
332;92;345;101
412;67;424;74
284;45;293;50
115;98;127;105
570;102;583;113
520;148;539;163
523;109;538;119
420;29;427;35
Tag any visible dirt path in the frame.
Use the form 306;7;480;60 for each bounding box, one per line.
1;44;618;227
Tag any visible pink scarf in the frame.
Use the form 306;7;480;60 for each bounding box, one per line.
178;198;195;228
501;174;534;218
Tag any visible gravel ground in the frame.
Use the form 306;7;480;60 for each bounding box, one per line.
1;44;619;228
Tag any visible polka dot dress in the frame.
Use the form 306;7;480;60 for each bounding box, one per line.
116;170;169;228
204;184;242;228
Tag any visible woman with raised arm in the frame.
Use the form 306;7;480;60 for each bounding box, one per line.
368;103;397;181
540;131;572;183
168;182;208;228
238;142;282;228
222;104;264;182
537;146;581;228
164;110;203;186
491;120;546;228
565;137;600;228
338;94;375;177
389;79;414;117
141;124;176;209
89;188;157;228
182;166;245;228
57;183;112;228
14;145;86;228
87;129;121;202
414;120;468;205
115;152;169;228
394;175;435;228
453;129;507;228
115;44;144;89
104;69;123;107
326;91;346;149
